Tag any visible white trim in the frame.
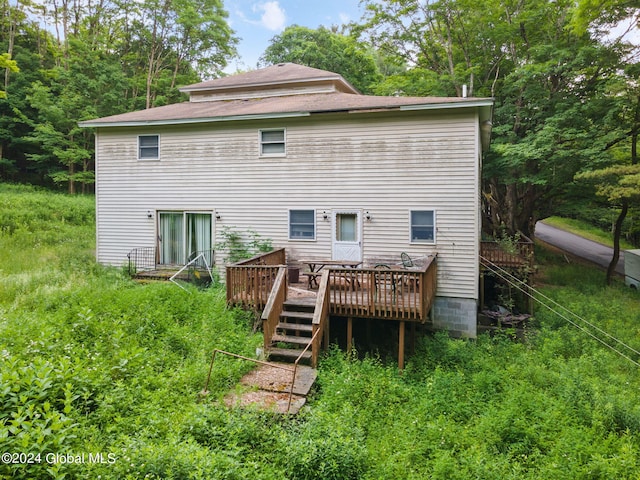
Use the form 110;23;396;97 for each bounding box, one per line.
409;209;436;244
400;100;493;111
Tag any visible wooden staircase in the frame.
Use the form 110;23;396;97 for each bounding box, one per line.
267;297;316;365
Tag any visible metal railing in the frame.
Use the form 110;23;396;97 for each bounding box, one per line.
188;248;215;270
202;348;306;414
127;246;156;275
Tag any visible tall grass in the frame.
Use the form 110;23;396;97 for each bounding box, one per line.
2;184;640;479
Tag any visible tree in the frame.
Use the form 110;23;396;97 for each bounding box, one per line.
359;0;639;239
0;0;238;190
260;25;381;94
574;71;640;284
122;0;236;108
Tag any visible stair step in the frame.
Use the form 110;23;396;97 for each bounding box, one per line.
277;322;313;333
268;347;312;363
284;298;316;313
280;310;314;321
272;334;311;346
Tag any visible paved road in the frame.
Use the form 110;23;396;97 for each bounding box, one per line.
535;221;625;275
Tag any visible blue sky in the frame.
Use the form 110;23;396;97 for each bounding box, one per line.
225;0;366;73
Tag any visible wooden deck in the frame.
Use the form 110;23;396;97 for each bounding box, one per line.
480;236;534;269
227;251;438;370
227;252;437;324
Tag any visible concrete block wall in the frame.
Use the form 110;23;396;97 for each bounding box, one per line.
433;297;477;338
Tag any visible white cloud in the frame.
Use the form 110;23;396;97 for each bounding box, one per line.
254;2;286;31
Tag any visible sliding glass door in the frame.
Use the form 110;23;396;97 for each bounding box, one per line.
186;213;213;265
159;212;212;266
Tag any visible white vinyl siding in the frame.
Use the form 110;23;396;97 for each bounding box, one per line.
95;110;480;300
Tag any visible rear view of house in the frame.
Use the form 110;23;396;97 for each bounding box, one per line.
80;63;493;338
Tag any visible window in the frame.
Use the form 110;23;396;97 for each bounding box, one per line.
138;135;159;160
289;210;315;240
335;213;357;242
260;129;285;156
410;210;435;243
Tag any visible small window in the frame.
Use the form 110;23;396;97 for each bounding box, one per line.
260;129;285;156
289;210;315;240
139;135;159;160
410;210;435;243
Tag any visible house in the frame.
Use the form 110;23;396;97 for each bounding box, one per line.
80;63;493;339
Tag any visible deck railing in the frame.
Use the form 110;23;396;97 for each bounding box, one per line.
328;255;437;322
233;248;286;267
311;270;331;368
261;267;288;350
480;236;534;268
226;249;287;308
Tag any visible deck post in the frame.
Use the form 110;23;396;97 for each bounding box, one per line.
398;321;405;370
347;317;353;352
324;320;330;351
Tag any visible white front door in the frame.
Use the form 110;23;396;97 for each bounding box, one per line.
332;210;362;261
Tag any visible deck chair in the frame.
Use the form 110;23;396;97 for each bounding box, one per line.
374;264;397;303
400;252;418;291
401;252;414;269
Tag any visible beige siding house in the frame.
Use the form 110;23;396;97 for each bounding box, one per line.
80;63;493;337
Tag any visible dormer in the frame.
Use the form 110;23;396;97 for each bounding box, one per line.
179;63;361;103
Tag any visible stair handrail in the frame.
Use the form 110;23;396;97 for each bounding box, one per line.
202;349;303;414
287;327;322;412
261;266;287;350
311;269;331;368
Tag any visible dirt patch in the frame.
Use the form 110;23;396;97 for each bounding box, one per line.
222;362;317;414
224;389;307;414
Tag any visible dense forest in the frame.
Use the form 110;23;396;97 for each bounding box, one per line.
1;0;639;247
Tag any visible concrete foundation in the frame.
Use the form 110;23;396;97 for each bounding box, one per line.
433;297;478;338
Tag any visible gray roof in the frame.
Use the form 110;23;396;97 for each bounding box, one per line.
79;63;493;128
179;63;359;94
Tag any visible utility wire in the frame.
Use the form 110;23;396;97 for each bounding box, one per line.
482;256;640;357
480;255;640;368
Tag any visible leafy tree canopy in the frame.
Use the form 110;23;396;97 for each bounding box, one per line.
260;25;381;94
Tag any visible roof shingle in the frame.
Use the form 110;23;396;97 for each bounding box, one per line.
79;63;492;127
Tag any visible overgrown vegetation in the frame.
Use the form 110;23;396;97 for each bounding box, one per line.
2;185;640;479
216;226;273;264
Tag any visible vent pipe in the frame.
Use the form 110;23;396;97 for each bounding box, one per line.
462;84;468;98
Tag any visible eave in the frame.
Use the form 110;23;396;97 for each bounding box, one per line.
78;111;311;128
